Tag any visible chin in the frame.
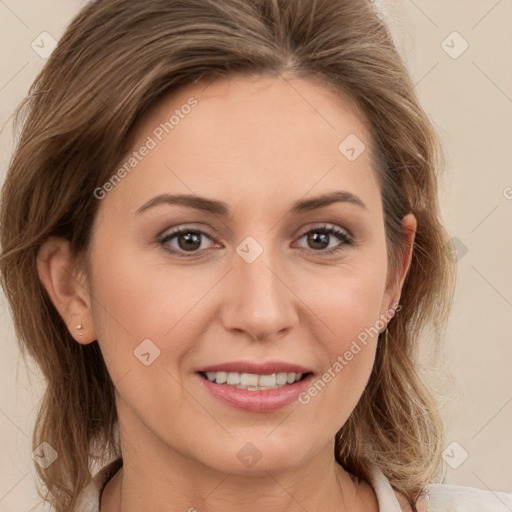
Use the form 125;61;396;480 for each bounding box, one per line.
191;433;321;475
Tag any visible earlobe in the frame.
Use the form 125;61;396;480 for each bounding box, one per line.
36;236;96;344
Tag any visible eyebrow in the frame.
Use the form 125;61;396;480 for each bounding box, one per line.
135;190;368;216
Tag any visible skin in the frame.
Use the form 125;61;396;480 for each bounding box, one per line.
37;74;418;512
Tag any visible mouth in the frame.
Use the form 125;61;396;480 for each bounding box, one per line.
195;361;315;412
198;370;312;391
196;360;314;390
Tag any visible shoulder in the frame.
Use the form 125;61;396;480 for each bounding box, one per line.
422;482;512;512
364;465;510;512
391;482;512;512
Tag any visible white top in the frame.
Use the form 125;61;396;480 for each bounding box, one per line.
74;459;512;511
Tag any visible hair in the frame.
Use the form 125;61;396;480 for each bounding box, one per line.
0;0;456;510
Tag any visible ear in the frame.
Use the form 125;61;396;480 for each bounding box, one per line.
380;213;417;327
36;236;97;344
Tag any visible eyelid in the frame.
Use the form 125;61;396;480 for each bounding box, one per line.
157;225;221;252
293;223;354;254
158;222;222;242
296;222;353;240
158;222;353;241
158;222;355;258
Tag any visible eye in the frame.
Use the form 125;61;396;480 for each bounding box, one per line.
158;227;218;257
158;223;354;258
294;224;353;254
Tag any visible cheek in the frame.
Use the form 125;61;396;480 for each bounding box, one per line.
87;240;222;382
298;255;387;348
295;260;387;420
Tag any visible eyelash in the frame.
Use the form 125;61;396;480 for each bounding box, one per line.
157;224;354;258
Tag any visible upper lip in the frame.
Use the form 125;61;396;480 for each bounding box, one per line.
196;360;314;375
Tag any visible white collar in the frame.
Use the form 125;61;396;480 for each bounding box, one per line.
367;465;404;511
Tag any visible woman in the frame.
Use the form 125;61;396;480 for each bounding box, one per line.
1;0;510;511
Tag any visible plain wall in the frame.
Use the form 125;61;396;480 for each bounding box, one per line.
0;1;511;510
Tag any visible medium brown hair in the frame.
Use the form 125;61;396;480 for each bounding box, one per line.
0;0;456;510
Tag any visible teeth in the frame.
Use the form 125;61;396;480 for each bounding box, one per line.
211;371;227;383
203;371;305;390
287;372;296;384
258;374;277;387
227;372;240;385
240;373;259;386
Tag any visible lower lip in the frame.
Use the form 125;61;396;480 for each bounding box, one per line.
197;373;313;413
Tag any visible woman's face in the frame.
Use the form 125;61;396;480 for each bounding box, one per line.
85;74;414;474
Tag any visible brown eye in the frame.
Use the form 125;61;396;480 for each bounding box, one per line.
160;228;217;256
307;231;330;250
176;232;202;251
296;225;353;254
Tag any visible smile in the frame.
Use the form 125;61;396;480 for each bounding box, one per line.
200;371;307;390
195;361;315;412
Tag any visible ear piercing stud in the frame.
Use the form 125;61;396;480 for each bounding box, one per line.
77;324;84;336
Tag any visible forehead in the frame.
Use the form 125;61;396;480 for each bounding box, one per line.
102;74;381;217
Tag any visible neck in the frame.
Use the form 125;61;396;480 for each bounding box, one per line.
99;403;378;512
101;455;378;512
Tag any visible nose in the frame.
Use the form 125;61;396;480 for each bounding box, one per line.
219;244;299;341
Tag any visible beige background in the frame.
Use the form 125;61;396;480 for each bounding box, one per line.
0;1;511;510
